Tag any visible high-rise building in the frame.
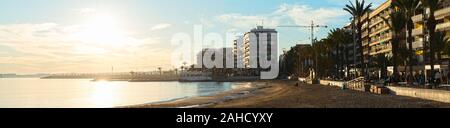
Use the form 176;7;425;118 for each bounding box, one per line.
233;36;244;69
231;26;278;76
241;26;278;69
361;0;395;62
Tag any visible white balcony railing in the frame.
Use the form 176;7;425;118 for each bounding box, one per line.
412;40;424;49
436;22;450;31
412;27;423;36
435;6;450;19
412;14;423;23
411;6;450;23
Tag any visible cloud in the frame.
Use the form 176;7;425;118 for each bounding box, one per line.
150;23;172;31
275;4;347;26
217;14;279;30
76;8;97;15
216;3;347;31
327;0;385;9
0;22;170;73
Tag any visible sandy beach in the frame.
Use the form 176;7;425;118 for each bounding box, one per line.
127;81;450;108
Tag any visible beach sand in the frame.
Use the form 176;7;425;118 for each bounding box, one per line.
127;81;450;108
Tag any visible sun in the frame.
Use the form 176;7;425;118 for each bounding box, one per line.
73;13;128;47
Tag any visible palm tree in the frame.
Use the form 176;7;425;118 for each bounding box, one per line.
443;33;450;62
398;46;410;82
328;29;342;78
157;67;162;76
300;45;314;77
393;0;421;78
344;0;372;78
382;9;407;82
374;54;388;80
421;0;441;75
329;28;354;79
433;32;449;64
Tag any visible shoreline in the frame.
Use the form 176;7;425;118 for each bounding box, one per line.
126;81;450;108
123;81;279;108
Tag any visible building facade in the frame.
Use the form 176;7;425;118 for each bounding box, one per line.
361;0;395;62
352;0;450;78
411;0;450;65
235;26;278;70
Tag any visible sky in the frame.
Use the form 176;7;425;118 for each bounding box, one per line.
0;0;385;74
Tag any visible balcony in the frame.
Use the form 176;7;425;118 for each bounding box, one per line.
412;40;424;49
411;7;450;23
370;25;389;36
362;31;369;37
370;34;391;46
436;22;450;31
363;50;369;55
435;6;450;19
412;27;423;36
362;41;369;46
369;44;392;55
369;15;390;28
412;14;423;23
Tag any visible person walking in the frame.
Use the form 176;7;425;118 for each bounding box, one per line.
447;71;450;84
435;71;442;88
418;71;425;87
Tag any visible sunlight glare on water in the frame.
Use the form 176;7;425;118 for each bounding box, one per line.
0;78;239;108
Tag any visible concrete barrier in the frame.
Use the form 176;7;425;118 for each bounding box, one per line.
320;80;345;88
387;86;450;103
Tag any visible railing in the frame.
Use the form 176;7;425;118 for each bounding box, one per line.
412;40;424;49
412;14;423;23
435;6;450;18
412;27;423;36
436;22;450;31
345;77;367;91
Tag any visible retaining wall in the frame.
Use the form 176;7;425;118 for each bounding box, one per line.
387;86;450;103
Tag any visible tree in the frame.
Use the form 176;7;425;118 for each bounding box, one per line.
393;0;421;77
398;46;410;82
374;54;389;80
443;34;450;61
313;39;333;78
328;28;353;79
382;9;407;82
344;0;372;78
174;68;179;75
421;0;441;75
158;67;162;76
433;32;449;64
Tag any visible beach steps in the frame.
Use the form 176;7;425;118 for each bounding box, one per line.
345;77;370;92
370;85;390;94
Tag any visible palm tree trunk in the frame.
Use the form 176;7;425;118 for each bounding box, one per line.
345;47;350;79
357;19;365;78
392;38;400;82
407;20;414;79
336;42;341;78
429;9;437;75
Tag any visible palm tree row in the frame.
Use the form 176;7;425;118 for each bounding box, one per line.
282;0;449;82
281;28;354;80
